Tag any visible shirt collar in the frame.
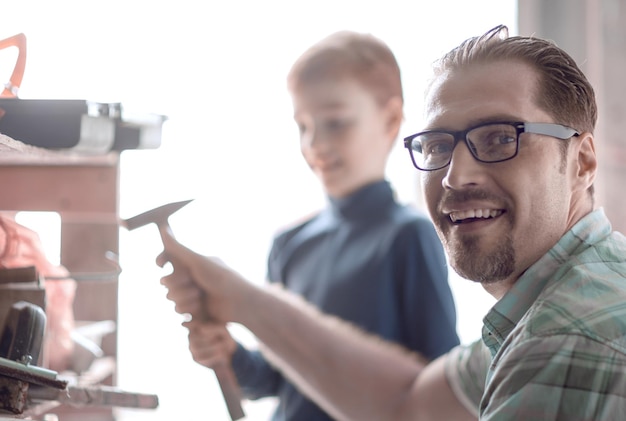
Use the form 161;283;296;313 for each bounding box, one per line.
328;180;394;220
482;208;612;356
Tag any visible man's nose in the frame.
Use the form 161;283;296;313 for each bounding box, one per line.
441;141;486;189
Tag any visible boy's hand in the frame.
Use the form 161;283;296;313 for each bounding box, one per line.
156;225;248;420
156;225;249;325
184;320;238;369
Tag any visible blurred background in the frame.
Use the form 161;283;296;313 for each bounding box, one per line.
2;0;624;420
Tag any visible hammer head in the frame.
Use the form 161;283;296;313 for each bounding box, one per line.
121;199;193;231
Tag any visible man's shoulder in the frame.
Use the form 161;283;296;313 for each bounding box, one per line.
497;230;626;371
522;254;626;352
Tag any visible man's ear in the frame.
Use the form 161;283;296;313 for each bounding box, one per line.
384;96;404;143
573;132;597;192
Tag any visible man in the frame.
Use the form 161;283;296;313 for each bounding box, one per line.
158;25;626;420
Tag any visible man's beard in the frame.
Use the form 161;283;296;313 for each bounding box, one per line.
445;232;515;284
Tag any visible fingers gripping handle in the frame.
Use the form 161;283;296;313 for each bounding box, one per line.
194;291;245;420
159;223;246;420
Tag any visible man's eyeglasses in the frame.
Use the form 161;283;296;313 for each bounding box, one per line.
403;121;580;171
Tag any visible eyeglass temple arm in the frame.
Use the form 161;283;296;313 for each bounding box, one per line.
524;122;579;139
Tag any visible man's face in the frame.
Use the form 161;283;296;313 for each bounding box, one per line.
292;78;398;198
421;60;576;296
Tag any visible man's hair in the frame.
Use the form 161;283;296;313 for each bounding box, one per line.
287;31;403;107
430;24;597;135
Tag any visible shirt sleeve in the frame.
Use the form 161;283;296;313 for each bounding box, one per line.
228;236;287;400
230;343;282;399
479;334;626;420
445;340;490;417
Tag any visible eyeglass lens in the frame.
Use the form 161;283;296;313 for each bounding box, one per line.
411;123;519;170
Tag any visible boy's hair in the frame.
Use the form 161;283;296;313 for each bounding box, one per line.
287;31;403;107
430;24;597;135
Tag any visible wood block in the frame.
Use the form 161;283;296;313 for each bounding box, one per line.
0;375;28;414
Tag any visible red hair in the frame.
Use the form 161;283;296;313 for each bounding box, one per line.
287;31;403;107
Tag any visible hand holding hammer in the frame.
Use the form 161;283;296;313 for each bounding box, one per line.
123;200;245;420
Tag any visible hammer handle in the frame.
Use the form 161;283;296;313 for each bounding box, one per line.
196;297;245;420
159;223;245;420
214;363;246;420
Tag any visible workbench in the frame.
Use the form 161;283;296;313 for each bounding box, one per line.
0;136;123;420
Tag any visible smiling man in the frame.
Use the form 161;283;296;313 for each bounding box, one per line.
158;25;626;420
413;41;596;298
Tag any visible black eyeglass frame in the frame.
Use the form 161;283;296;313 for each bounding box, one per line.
403;121;580;171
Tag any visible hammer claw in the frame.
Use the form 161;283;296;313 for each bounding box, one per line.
121;199;193;231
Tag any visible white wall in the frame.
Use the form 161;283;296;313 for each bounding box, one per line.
3;1;511;419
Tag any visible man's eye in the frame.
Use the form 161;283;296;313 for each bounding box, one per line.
503;136;516;145
478;133;516;152
420;137;453;155
494;134;516;145
477;127;517;147
428;142;453;154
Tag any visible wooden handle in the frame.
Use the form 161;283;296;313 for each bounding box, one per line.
198;306;245;420
214;363;246;420
158;222;245;420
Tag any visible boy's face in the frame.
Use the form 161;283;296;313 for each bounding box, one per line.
292;77;400;198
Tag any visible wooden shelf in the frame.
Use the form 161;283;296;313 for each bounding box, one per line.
1;136;122;420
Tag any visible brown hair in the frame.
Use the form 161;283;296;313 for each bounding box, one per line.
430;24;597;134
287;31;403;107
432;25;597;196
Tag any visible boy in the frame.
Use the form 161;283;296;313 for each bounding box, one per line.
184;31;459;420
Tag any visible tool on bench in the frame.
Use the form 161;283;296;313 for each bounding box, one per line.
122;199;245;420
0;301;68;414
0;301;46;365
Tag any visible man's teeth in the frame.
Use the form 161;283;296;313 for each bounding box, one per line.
449;209;503;223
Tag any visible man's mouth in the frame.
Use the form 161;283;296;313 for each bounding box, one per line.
449;209;504;224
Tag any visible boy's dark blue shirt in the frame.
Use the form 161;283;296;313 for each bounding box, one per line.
231;180;460;420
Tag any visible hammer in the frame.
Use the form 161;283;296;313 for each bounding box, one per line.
122;199;245;420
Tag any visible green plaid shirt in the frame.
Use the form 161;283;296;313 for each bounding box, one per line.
446;209;626;420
